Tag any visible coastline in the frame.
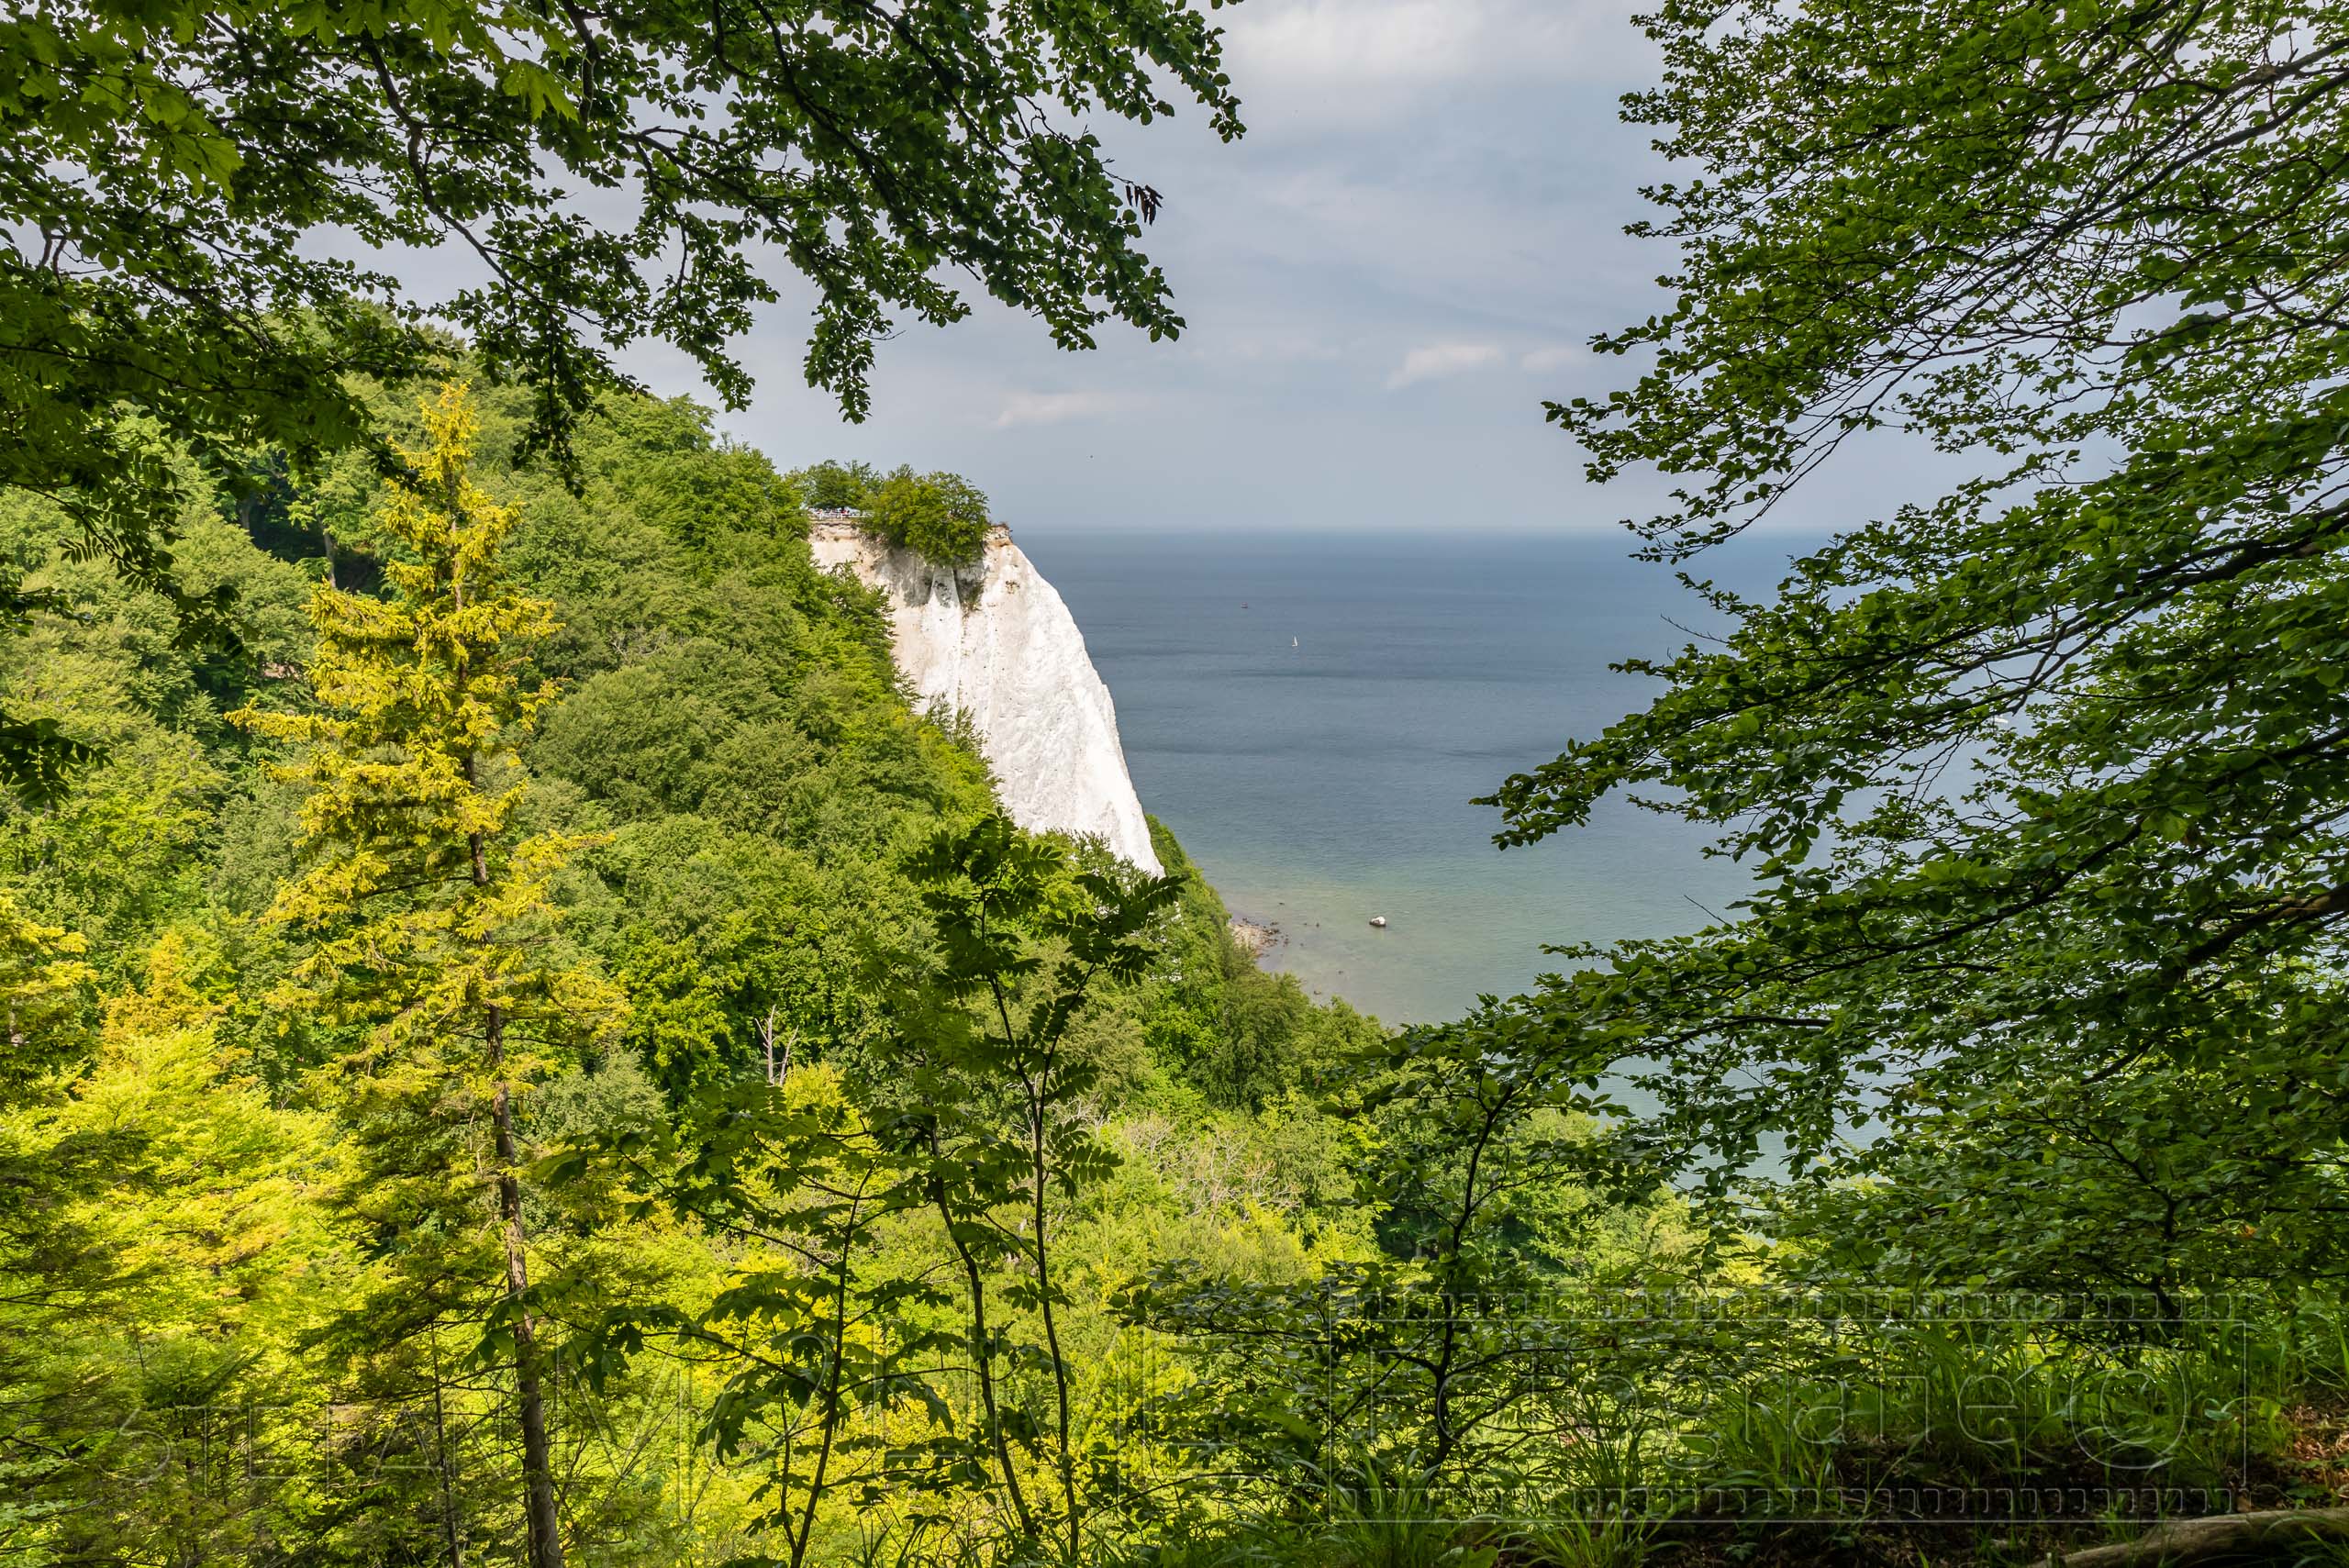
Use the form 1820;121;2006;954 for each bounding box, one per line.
1024;528;1763;1029
1227;914;1284;959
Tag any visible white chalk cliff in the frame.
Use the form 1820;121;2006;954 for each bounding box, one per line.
809;520;1163;876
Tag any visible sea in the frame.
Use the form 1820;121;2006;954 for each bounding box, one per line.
1019;528;1809;1027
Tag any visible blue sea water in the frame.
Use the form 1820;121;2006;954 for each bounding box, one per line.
1017;528;1805;1026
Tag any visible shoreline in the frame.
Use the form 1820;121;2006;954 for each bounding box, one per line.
1227;914;1284;959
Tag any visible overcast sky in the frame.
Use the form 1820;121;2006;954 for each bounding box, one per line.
609;0;1685;535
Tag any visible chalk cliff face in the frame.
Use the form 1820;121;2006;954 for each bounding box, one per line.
808;521;1163;875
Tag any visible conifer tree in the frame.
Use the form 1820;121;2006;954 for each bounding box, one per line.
233;384;618;1568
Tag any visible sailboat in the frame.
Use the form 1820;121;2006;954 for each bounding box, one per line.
1291;637;1298;648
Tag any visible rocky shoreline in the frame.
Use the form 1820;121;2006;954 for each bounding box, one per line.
1228;914;1286;959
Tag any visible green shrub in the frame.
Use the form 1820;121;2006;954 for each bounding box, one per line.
796;458;877;510
863;466;991;564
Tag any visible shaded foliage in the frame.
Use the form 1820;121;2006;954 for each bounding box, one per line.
1475;0;2349;1300
0;0;1245;786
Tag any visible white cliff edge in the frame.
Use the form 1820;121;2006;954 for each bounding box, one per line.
809;520;1163;876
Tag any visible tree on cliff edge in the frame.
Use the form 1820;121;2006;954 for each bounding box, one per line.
0;0;1241;791
1497;0;2349;1292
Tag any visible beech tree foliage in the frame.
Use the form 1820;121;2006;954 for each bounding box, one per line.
563;815;1179;1565
1491;0;2349;1290
864;467;995;564
0;0;1243;784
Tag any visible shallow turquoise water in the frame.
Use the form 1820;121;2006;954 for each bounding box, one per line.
1018;528;1802;1026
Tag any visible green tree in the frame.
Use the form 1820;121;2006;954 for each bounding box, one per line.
1117;1005;1623;1508
0;937;347;1566
0;895;108;1546
796;461;881;512
1488;0;2349;1288
562;1062;972;1568
562;816;1178;1563
0;891;95;1085
900;816;1176;1562
863;468;995;565
232;384;621;1568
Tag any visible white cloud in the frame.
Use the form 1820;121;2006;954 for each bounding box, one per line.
1224;0;1653;110
1233;0;1475;84
995;389;1130;428
1520;344;1582;372
1188;328;1343;366
1385;341;1505;390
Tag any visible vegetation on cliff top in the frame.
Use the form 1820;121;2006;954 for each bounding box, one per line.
801;460;997;566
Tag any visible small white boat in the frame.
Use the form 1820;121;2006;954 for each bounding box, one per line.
1368;915;1388;929
1292;637;1299;648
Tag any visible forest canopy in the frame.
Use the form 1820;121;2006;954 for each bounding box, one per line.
0;379;1484;1568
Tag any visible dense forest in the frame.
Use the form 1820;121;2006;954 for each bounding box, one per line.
0;376;1452;1559
7;378;2345;1568
15;0;2349;1560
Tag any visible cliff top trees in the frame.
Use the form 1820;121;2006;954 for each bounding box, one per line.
1;0;1243;787
1497;0;2349;1289
864;468;994;564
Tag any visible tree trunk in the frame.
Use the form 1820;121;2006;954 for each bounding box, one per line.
760;1007;794;1086
789;1184;867;1568
928;1165;1035;1540
491;1040;562;1568
1027;1089;1080;1566
473;821;563;1568
429;1325;466;1568
2059;1507;2349;1567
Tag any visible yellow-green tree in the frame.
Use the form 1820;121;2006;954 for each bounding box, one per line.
233;384;619;1568
1;933;346;1564
0;891;95;1085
